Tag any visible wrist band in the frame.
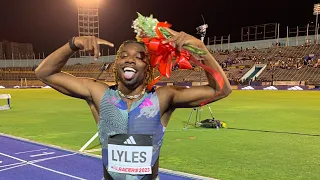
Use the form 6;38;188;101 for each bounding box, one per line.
69;37;80;51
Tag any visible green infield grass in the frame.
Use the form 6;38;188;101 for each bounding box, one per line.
0;89;319;180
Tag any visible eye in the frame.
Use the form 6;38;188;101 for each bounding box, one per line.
136;53;146;61
136;56;143;60
119;52;128;59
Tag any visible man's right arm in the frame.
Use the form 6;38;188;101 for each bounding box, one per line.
35;36;114;100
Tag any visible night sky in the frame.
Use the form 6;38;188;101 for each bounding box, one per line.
0;0;317;55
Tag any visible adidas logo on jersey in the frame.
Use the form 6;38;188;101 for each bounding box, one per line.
123;136;137;145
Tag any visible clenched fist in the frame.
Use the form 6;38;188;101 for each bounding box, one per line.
73;36;114;59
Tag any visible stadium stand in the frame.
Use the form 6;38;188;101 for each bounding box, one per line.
0;43;319;88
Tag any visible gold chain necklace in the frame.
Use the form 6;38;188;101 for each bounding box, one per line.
118;88;146;100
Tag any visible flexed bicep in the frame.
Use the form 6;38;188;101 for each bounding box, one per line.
37;71;94;100
170;85;217;108
35;36;114;100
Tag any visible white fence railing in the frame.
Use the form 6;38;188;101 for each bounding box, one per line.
0;55;116;68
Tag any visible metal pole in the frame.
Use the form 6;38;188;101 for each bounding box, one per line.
317;24;319;44
286;26;289;46
277;23;280;44
228;34;230;51
263;24;266;40
275;24;277;41
198;35;204;125
241;27;243;42
12;53;14;67
255;26;257;41
108;48;110;62
307;23;309;41
296;26;299;46
213;36;216;51
316;13;318;43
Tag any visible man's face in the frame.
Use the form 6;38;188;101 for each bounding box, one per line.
115;43;148;89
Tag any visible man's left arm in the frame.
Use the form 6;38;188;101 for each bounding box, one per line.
161;28;232;108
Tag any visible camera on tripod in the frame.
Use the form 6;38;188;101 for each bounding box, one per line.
183;17;216;130
196;24;208;35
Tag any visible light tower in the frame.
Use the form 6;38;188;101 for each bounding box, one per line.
77;0;100;56
314;3;320;43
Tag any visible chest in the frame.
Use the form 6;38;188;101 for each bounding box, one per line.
99;92;162;135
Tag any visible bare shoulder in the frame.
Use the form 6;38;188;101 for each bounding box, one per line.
155;86;175;99
81;78;110;102
155;86;177;114
81;78;110;89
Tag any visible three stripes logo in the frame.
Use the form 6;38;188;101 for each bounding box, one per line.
123;136;137;145
108;134;153;146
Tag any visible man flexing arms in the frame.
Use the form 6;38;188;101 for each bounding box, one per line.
35;28;231;180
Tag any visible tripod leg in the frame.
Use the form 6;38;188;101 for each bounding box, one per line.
184;108;195;130
206;104;215;119
195;108;199;126
199;107;203;124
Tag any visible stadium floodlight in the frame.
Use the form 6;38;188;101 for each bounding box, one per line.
77;0;100;57
76;0;99;7
0;94;11;111
76;0;101;152
313;3;320;42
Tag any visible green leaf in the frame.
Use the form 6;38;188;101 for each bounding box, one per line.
183;45;208;55
159;27;172;39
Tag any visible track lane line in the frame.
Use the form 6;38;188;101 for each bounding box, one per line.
0;152;86;179
30;163;87;180
0;152;27;163
0;162;26;168
15;148;48;154
30;152;55;157
0;163;29;172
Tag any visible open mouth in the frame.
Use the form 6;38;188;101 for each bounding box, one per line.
123;67;137;73
123;67;137;80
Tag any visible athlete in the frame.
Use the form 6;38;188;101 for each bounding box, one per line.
35;28;232;180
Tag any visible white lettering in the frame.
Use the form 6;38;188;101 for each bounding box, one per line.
110;150;148;163
107;144;153;174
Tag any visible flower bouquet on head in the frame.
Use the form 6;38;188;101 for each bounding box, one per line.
132;13;225;107
132;13;208;90
132;13;208;56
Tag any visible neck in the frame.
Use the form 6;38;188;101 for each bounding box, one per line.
118;83;146;97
